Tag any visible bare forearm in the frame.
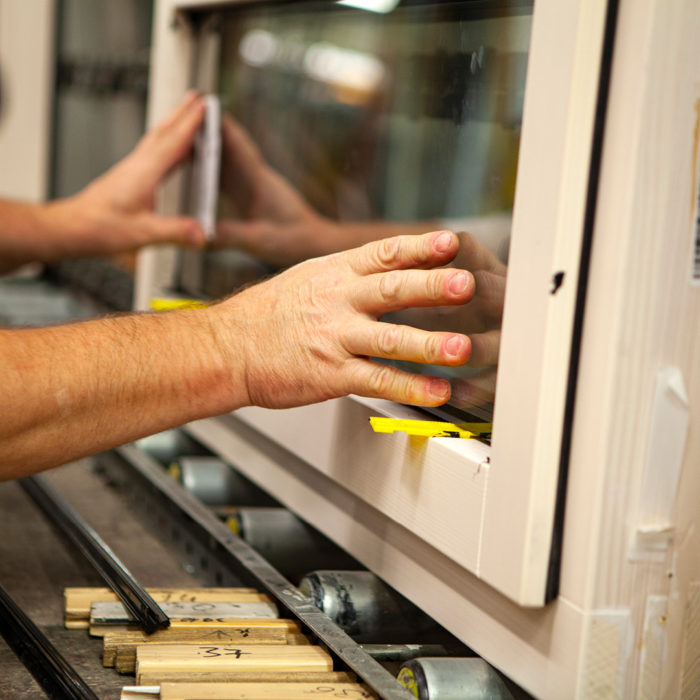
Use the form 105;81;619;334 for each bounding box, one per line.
0;231;476;480
0;198;87;273
0;308;243;479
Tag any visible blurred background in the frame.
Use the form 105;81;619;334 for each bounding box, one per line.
0;0;153;203
0;0;153;320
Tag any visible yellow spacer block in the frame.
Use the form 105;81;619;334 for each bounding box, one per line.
150;297;210;312
369;416;492;439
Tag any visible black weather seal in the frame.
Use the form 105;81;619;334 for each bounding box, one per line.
0;582;99;699
545;0;622;602
20;474;170;634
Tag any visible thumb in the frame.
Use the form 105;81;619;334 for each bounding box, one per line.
215;219;296;267
221;115;265;174
140;214;206;248
215;219;264;251
216;219;319;268
136;94;206;183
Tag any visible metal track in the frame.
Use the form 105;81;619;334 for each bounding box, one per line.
98;444;417;700
0;582;99;700
20;474;170;634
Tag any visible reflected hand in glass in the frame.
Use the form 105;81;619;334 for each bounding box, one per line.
215;114;338;267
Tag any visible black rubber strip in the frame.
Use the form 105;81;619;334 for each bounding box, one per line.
20;474;170;634
545;0;621;602
0;582;99;699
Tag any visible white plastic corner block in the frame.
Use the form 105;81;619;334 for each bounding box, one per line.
632;367;690;557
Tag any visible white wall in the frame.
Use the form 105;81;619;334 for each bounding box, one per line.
0;0;55;201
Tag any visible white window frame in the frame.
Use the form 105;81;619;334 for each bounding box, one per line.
137;0;610;609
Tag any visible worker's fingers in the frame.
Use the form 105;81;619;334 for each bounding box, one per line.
451;369;497;409
221;114;266;172
155;90;200;131
219;117;266;213
467;329;501;368
456;231;508;275
343;322;470;366
138;213;205;248
345;231;459;276
214;220;294;268
345;359;452;407
136;93;206;180
471;269;506;324
215;219;265;252
351;268;474;315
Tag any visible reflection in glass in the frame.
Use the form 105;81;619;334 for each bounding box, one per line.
190;1;533;420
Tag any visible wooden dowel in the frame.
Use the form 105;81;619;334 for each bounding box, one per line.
65;588;266;621
91;618;301;639
67;587;258;597
136;671;357;686
65;619;90;630
120;689;158;700
103;627;287;673
157;680;376;699
135;644;333;684
90;601;278;626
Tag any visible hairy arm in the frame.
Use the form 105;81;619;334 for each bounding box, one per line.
1;230;472;480
0;199;71;273
0;310;237;479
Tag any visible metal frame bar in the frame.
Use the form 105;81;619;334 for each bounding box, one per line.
20;475;170;634
0;582;99;700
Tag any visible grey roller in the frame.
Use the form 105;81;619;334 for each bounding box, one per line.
134;429;205;464
397;658;516;699
170;456;269;506
232;509;359;579
299;570;443;643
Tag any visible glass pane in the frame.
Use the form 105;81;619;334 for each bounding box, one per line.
194;0;533;421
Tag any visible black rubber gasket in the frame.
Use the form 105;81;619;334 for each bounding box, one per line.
0;582;99;699
545;0;621;602
20;474;170;634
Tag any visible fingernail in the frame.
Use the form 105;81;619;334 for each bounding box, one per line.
449;271;469;295
434;231;453;252
445;335;463;357
429;379;449;399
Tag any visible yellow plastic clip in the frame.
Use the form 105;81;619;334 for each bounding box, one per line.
369;416;492;439
150;297;210;312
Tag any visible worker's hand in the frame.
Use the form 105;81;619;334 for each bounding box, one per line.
394;232;505;367
55;92;207;255
384;231;506;410
210;230;474;408
451;369;497;412
426;231;507;410
215;115;339;267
